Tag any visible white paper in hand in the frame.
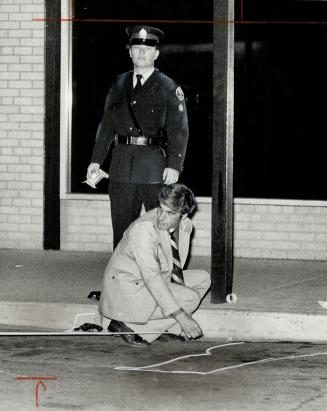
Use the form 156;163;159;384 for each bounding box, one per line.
83;169;109;189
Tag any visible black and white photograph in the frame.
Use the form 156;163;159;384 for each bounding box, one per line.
1;0;327;409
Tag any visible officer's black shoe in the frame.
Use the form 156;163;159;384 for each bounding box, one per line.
157;333;186;343
108;320;150;347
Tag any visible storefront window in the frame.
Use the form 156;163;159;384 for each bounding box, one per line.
68;0;213;196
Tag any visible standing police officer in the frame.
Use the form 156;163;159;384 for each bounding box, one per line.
86;25;189;249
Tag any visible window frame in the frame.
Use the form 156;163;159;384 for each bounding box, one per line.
59;0;213;202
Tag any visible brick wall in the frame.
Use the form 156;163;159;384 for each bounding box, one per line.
0;0;45;249
61;197;327;260
2;0;327;260
60;198;213;256
234;200;327;260
60;198;113;253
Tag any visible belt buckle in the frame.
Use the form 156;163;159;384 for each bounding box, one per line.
126;135;131;145
139;136;148;145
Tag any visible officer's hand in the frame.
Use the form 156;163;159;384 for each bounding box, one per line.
174;311;203;340
87;163;100;179
163;168;179;185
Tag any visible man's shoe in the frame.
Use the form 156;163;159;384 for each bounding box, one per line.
157;333;186;343
108;320;150;347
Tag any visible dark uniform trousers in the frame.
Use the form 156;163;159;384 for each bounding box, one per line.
90;69;189;249
109;181;163;249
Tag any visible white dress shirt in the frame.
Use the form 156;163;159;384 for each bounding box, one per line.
133;68;155;88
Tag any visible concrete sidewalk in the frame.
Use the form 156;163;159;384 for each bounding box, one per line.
1;249;327;342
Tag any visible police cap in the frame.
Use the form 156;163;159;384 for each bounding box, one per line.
126;25;165;47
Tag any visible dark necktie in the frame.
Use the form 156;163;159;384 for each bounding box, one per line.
170;231;184;285
134;74;143;93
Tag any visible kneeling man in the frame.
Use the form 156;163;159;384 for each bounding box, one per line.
101;183;211;346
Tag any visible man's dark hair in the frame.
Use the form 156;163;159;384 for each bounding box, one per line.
158;184;197;215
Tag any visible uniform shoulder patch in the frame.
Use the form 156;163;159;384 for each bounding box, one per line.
176;86;184;101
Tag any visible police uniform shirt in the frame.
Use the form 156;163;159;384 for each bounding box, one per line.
132;68;155;88
90;69;189;184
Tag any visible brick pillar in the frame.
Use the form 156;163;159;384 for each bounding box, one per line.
0;0;45;249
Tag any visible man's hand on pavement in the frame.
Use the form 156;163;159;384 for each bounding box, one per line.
174;310;203;340
163;168;179;185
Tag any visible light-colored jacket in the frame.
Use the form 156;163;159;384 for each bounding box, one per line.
100;208;193;323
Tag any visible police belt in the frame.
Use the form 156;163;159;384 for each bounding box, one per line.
114;134;161;146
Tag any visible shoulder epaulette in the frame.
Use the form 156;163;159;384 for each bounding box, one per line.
155;71;177;90
114;71;132;87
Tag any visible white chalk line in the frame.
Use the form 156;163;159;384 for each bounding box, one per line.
115;342;244;372
63;313;195;336
64;312;101;333
115;345;327;375
63;313;181;335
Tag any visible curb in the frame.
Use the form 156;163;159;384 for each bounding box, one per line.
193;309;327;343
0;302;100;332
0;301;327;342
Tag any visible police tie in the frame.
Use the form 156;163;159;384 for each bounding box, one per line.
134;74;143;93
170;231;184;285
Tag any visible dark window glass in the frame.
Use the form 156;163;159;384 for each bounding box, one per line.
234;0;327;200
70;0;213;196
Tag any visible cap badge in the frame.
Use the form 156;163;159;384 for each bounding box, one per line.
139;28;148;39
176;86;184;101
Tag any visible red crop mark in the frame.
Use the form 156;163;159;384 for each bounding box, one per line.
32;1;327;26
240;0;244;21
71;0;75;19
35;380;47;408
16;376;57;408
32;0;238;23
16;376;57;380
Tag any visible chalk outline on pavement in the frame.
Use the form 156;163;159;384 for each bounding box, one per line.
115;343;327;375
